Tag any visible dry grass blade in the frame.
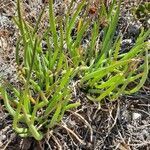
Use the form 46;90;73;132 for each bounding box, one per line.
61;121;86;145
67;110;93;142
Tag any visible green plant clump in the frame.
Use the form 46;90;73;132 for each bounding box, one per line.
0;0;149;140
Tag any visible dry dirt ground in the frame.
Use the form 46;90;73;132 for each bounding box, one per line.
0;0;150;150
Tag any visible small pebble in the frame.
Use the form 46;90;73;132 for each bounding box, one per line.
0;135;6;141
132;112;141;120
128;24;140;37
122;39;132;44
142;130;149;139
148;19;150;25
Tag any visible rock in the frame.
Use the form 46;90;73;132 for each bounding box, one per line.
142;129;149;140
148;19;150;25
132;112;141;120
122;39;132;46
127;24;140;37
121;38;133;53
